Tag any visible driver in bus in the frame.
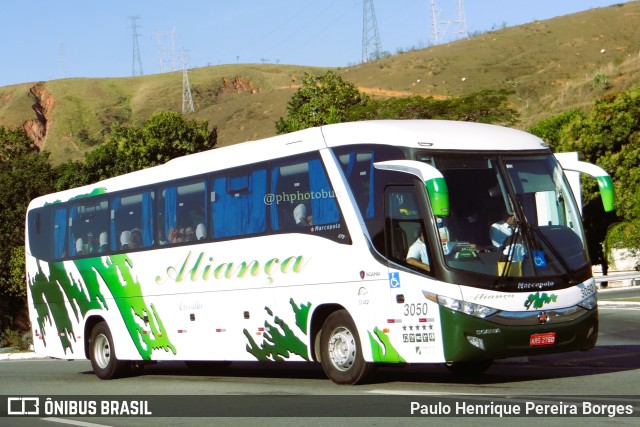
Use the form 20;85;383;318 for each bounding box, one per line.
490;213;516;248
406;230;430;272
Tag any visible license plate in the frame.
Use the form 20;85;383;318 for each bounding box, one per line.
530;332;556;347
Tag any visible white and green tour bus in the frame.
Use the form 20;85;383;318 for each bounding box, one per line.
25;120;615;384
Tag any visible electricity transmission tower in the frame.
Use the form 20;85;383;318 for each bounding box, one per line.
429;0;468;46
155;29;177;73
129;15;144;76
181;49;195;114
362;0;382;62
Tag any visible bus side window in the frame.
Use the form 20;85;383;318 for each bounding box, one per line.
111;191;155;251
69;200;108;257
53;207;67;259
160;181;207;244
384;185;432;273
211;168;266;239
270;155;349;244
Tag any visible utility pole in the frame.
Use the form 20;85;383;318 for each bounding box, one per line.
129;15;144;76
362;0;382;62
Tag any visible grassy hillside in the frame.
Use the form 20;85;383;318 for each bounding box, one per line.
1;2;639;164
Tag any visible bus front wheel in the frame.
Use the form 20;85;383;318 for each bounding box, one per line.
89;322;129;380
319;310;372;385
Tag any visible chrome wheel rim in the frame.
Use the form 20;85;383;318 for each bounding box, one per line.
94;334;111;369
327;327;356;371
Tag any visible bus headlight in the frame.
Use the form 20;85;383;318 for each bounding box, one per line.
578;293;597;310
423;291;498;319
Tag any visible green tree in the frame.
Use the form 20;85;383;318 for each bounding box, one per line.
54;111;218;189
275;71;369;134
276;71;518;134
353;90;518;125
529;89;640;269
0;127;55;334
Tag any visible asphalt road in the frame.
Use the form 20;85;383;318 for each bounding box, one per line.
1;286;639;426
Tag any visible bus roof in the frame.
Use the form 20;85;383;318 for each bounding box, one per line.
320;120;549;152
29;120;549;207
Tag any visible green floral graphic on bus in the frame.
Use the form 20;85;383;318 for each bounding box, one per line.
28;254;176;359
244;298;311;361
524;292;558;310
368;327;406;363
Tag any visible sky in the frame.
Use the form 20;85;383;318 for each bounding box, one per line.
0;0;634;87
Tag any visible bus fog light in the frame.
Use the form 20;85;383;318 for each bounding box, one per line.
466;335;485;350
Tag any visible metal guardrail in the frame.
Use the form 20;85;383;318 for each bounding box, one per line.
594;271;640;284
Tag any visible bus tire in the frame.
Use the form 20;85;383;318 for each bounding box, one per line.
89;322;129;380
319;309;372;385
445;359;493;376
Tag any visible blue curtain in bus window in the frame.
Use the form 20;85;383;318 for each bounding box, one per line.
270;166;280;230
344;152;374;219
142;192;153;246
110;197;121;250
54;207;67;259
345;153;356;177
248;169;267;233
68;205;78;256
308;159;339;225
164;187;177;237
213;170;266;238
213;176;240;237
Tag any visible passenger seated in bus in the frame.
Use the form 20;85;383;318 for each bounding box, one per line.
120;230;132;250
75;238;86;256
406;230;430;272
87;232;99;254
195;223;206;240
157;227;168;245
293;203;312;226
184;226;195;242
168;227;181;244
98;232;108;254
490;213;516;248
130;228;143;248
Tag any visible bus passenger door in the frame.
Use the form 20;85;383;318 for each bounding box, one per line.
382;184;440;364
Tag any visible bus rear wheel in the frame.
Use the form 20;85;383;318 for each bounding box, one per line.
319;310;372;385
89;322;129;380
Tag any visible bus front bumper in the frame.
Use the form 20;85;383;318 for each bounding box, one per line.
439;305;598;362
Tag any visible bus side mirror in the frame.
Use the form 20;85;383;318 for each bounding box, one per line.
374;160;449;217
425;177;449;217
595;175;615;213
555;154;615;213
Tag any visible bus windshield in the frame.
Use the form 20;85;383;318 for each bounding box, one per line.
429;154;588;278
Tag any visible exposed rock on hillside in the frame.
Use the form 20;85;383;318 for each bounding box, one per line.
22;83;54;149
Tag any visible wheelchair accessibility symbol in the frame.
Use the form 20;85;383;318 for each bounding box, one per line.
389;272;401;288
533;250;547;268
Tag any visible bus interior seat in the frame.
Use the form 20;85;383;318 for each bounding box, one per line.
390;226;408;263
